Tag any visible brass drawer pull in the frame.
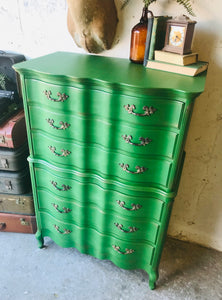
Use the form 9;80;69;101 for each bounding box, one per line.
121;135;152;146
52;203;72;214
112;245;135;255
43;90;69;102
116;200;142;211
50;181;71;191
0;222;6;230
48;146;71;157
46;118;71;130
114;222;139;233
54;225;71;234
124;104;157;117
119;163;147;174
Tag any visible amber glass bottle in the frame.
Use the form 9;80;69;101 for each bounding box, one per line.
130;6;148;64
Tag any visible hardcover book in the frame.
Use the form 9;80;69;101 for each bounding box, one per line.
154;50;198;66
146;60;209;76
143;17;154;66
143;16;172;66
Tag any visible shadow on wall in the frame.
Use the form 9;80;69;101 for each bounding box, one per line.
169;28;222;250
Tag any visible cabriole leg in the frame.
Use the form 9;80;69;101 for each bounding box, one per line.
35;230;44;248
149;268;159;290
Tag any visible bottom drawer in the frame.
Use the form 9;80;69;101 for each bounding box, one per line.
0;213;37;233
39;212;155;270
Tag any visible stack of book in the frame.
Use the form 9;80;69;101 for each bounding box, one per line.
143;16;208;76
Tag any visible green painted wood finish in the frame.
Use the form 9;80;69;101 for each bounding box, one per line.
25;79;185;129
14;52;207;290
40;197;160;245
29;104;179;159
40;211;155;269
31;131;172;189
37;188;164;223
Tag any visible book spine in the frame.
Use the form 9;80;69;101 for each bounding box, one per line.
146;60;208;76
143;17;154;67
154;51;198;66
148;18;158;60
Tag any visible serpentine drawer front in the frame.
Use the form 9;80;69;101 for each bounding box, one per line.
28;105;179;159
26;79;184;129
14;52;207;290
37;188;164;223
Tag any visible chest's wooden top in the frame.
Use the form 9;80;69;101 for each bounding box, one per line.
14;51;207;96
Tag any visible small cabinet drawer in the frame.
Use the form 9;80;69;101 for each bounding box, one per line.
28;105;179;160
40;211;155;270
31;131;173;189
38;190;159;244
37;188;165;223
33;163;168;222
26;79;185;130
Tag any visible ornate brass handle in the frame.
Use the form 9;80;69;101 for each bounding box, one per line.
54;225;71;234
114;223;139;233
46;118;71;130
48;146;71;157
0;222;6;230
112;245;135;255
116;200;142;211
52;203;72;214
43;90;69;102
124;104;157;117
121;135;152;146
119;163;147;174
50;181;71;191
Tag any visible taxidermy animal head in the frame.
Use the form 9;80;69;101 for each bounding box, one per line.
67;0;118;54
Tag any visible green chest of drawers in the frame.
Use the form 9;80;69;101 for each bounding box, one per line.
14;52;207;289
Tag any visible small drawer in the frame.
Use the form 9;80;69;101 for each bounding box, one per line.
38;188;164;223
33;163;168;223
26;79;185;130
120;96;184;129
40;212;155;269
31;131;173;189
38;189;159;244
28;105;179;160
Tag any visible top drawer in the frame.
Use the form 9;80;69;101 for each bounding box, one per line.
25;79;185;130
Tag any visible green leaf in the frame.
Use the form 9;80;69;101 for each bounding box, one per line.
176;0;196;16
122;0;195;16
